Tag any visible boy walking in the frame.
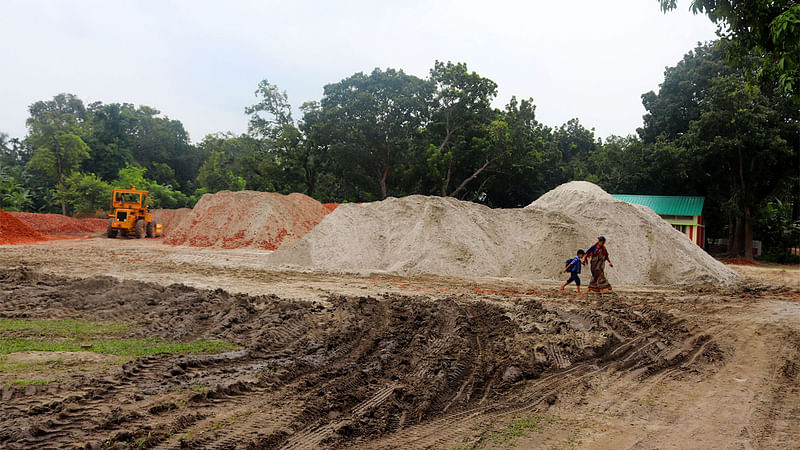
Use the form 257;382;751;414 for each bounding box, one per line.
561;250;585;294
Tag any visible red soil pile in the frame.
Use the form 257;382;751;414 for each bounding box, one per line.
0;210;46;245
151;208;192;236
722;257;761;266
322;203;340;214
9;212;106;234
165;191;327;250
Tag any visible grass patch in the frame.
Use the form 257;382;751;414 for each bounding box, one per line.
4;378;52;387
456;415;555;449
0;318;239;357
0;337;239;357
0;318;128;338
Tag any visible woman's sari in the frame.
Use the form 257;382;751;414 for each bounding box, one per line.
586;244;612;292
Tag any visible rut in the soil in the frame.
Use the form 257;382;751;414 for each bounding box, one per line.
0;267;720;449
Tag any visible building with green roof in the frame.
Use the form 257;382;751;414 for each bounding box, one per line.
612;194;705;248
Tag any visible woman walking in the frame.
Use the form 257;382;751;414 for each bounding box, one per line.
583;236;613;292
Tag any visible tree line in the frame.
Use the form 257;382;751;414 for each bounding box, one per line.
1;42;797;261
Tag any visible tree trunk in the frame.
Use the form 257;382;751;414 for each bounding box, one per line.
726;214;736;256
303;156;316;198
736;148;753;260
743;206;754;260
441;159;452;197
449;158;491;198
50;132;67;216
730;216;745;257
379;141;390;199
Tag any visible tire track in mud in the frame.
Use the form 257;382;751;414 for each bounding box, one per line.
0;268;735;449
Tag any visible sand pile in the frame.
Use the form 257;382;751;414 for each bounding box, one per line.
9;212;106;234
0;210;45;245
269;195;593;280
527;181;736;285
269;182;736;285
165;191;327;250
151;208;191;236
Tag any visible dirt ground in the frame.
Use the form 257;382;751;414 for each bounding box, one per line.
0;237;798;449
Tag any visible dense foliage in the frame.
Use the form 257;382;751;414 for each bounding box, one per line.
1;43;797;260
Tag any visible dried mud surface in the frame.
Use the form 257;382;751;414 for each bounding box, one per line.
0;240;798;449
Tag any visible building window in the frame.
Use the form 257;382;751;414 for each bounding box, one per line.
673;224;688;234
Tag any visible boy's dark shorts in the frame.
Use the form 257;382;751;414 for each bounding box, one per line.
566;273;580;285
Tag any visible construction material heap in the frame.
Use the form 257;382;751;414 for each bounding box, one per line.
165;191;327;250
269;182;736;285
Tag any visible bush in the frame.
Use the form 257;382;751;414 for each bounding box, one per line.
52;171;112;214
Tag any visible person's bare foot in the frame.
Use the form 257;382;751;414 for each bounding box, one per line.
560;288;566;294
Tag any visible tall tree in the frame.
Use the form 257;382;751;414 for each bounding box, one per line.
426;61;498;197
640;42;798;258
25;93;91;215
245;80;321;196
684;74;796;258
316;68;430;199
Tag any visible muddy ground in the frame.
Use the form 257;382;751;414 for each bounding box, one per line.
0;238;798;449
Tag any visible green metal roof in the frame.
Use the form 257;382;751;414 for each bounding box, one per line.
612;194;704;216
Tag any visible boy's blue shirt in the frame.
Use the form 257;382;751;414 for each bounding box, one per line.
566;256;581;274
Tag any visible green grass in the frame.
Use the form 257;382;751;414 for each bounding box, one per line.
0;318;239;357
456;415;555;449
0;318;128;338
0;337;239;357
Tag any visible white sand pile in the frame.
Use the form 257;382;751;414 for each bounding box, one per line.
527;181;736;285
165;191;327;250
269;195;593;280
269;182;736;285
151;208;191;236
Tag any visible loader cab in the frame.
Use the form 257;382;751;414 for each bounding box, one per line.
112;190;148;210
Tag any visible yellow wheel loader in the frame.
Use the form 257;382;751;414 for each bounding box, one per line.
106;186;163;238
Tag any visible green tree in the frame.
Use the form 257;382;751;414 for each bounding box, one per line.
482;97;562;207
316;68;431;199
683;74;796;258
660;0;800;99
25;94;91;215
52;171;112;214
196;148;246;193
245;81;321;195
82;102;137;180
640;41;799;259
426;61;497;197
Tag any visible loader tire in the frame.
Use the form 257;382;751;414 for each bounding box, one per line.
135;219;145;239
107;219;117;238
146;221;154;238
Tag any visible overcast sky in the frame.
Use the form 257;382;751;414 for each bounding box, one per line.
0;1;717;142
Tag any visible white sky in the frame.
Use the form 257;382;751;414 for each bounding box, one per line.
0;0;717;142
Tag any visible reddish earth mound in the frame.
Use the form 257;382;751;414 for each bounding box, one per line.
165;191;327;250
150;208;191;237
9;212;106;234
723;257;761;266
0;210;45;245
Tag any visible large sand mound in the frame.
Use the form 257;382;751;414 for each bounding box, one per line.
528;181;736;285
269;183;736;285
165;191;327;250
269;195;590;279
